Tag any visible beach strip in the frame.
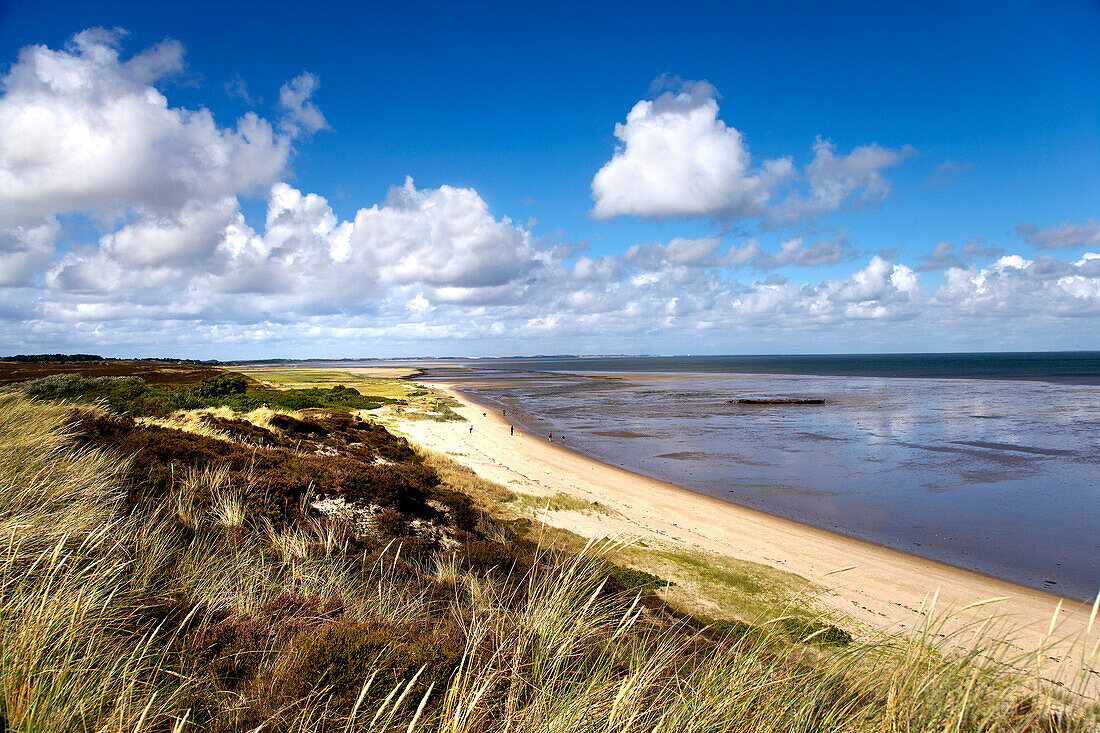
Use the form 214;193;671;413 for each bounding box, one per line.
394;380;1096;688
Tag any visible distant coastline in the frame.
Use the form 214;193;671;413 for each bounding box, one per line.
230;351;1100;385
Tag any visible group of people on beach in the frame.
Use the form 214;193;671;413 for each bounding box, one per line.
464;406;563;443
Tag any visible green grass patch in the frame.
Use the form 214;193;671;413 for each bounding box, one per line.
503;490;614;516
620;543;816;622
399;402;466;422
4;372;405;417
234;369;470;423
599;562;669;592
505;518;816;626
234;367;417;385
688;613;853;649
232;368;420;399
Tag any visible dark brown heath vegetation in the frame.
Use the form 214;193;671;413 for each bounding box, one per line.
70;407;456;532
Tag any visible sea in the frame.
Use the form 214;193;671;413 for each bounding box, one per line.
326;353;1100;601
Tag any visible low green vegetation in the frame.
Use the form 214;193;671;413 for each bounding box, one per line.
0;385;1096;731
691;613;853;649
632;544;813;621
502;516;815;628
420;401;465;421
3;371;404;416
503;489;615;515
232;367;419;387
599;562;669;593
233;366;467;422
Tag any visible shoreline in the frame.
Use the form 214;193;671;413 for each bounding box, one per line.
435;375;1090;599
395;379;1097;689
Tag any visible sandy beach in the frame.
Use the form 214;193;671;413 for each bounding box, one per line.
395;380;1097;693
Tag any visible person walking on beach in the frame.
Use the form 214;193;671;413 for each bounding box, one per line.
510;425;514;436
548;432;552;440
502;408;506;416
469;425;473;433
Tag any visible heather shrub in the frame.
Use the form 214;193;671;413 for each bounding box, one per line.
197;413;278;444
278;620;462;712
184;612;270;687
260;592;346;624
269;411;329;437
69;410;444;526
371;507;410;539
427;485;481;531
340;462;439;509
459;539;527;574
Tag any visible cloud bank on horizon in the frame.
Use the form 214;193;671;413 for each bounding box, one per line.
0;31;1097;357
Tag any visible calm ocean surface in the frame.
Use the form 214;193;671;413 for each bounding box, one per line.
301;353;1099;600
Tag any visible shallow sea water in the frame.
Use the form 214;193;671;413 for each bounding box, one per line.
425;370;1100;602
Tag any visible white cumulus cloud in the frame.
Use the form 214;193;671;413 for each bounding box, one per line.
747;234;853;269
591;79;912;226
350;177;543;293
100;197;241;266
0;28;302;226
278;72;328;136
934;253;1100;317
1;34;1098;356
914;238;1003;271
0;218;59;286
590;80;791;220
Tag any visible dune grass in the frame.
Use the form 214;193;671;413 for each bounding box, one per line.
502;489;616;516
0;392;1097;731
418;446;826;626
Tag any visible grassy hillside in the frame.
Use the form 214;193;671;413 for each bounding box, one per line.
0;376;1096;730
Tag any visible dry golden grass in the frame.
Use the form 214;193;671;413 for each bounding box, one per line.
418;446;512;504
139;405;289;441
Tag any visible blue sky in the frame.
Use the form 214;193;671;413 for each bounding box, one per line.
0;0;1097;358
